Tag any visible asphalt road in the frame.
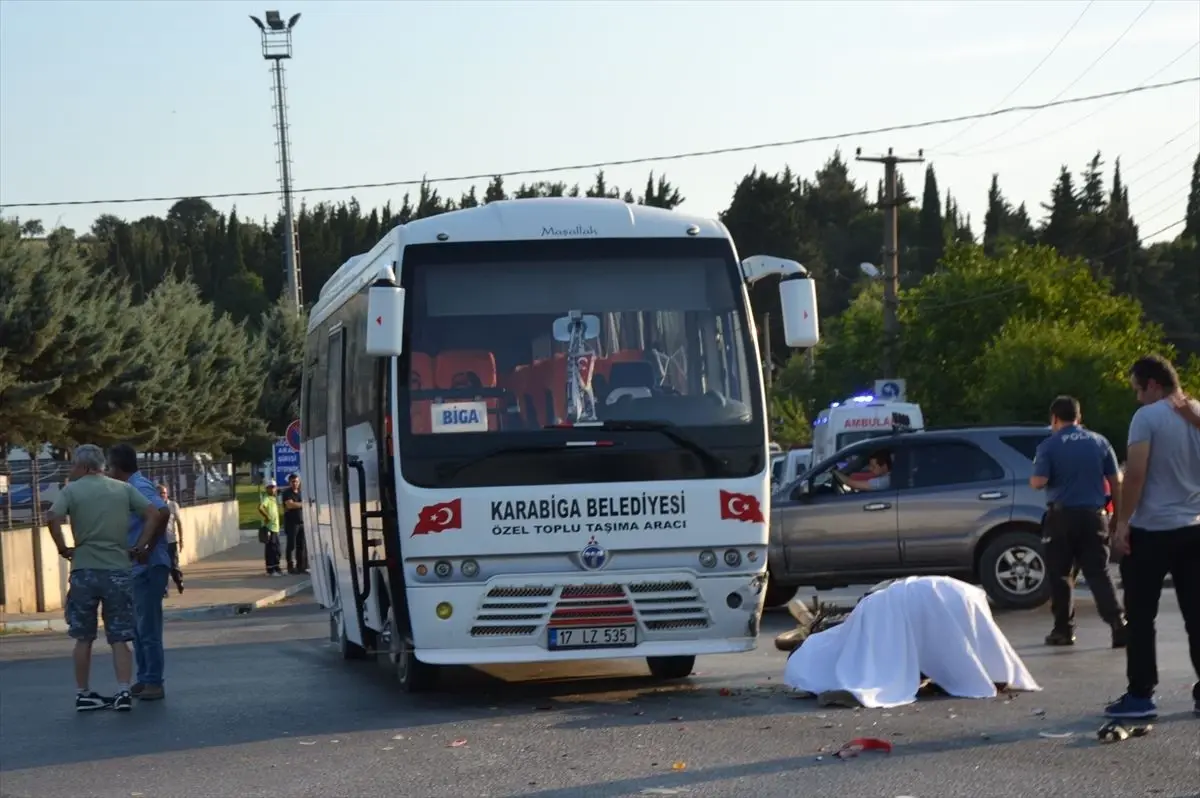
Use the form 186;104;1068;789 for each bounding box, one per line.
2;588;1197;798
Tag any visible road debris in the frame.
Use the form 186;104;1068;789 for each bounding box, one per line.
834;737;893;760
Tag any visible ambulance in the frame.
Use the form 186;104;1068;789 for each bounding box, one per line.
810;396;924;464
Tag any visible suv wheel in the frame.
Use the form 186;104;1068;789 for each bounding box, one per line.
978;529;1049;610
763;575;798;609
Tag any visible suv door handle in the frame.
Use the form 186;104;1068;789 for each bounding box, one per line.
863;502;891;512
978;491;1007;500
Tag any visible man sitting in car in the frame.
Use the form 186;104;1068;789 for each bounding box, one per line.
833;449;892;491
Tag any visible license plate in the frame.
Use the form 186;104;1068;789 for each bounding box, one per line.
548;625;637;650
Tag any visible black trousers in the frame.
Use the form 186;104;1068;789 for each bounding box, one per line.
1121;525;1200;700
264;532;281;574
285;524;308;572
1043;506;1123;630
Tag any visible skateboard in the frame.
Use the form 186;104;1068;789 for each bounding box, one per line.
1097;719;1154;742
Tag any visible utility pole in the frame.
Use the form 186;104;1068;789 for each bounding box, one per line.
855;147;924;378
250;10;303;312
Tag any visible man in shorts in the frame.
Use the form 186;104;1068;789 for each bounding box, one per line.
45;444;166;712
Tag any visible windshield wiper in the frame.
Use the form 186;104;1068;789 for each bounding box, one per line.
581;420;728;477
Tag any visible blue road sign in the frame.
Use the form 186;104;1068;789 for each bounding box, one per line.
874;378;907;401
273;439;300;487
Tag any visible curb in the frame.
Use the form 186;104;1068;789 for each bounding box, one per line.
0;579;312;634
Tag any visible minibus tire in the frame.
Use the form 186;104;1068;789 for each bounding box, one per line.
395;638;439;693
384;608;438;692
646;655;696;680
332;569;368;660
338;614;368;660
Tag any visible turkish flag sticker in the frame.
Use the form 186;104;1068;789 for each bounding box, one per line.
719;490;764;523
412;499;462;536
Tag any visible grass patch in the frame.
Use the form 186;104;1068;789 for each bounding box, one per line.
236;483;263;529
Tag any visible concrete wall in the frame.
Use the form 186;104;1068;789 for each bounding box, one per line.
0;500;239;615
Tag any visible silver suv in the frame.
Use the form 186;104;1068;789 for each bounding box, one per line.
766;425;1052;610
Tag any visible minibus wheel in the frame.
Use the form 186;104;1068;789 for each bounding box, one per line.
385;608;439;692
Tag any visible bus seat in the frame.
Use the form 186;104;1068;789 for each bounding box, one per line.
434;350;498;390
434;350;499;431
409;352;435;434
526;357;555;427
609;360;655;391
595;349;644;401
597;348;645;378
544;353;570;425
500;364;531;429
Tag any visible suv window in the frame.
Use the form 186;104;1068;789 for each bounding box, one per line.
909;442;1005;489
1000;433;1049;462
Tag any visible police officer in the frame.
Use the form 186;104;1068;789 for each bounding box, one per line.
1031;395;1127;648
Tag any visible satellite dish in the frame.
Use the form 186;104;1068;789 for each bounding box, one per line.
859;262;880;278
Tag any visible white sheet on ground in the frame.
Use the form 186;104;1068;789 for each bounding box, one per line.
782;575;1041;709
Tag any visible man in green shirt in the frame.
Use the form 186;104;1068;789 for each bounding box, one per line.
46;444;165;712
259;478;283;576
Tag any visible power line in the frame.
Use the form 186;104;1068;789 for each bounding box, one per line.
1122;120;1200;172
1131;155;1199;204
947;0;1158;154
941;41;1200;158
1128;143;1200;191
930;0;1095;151
1136;184;1192;219
1;76;1198;212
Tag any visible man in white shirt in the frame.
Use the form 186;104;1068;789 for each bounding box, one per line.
156;484;184;595
834;450;892;492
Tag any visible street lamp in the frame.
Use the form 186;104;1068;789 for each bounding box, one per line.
249;10;303;312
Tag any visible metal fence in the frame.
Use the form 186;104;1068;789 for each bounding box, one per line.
0;455;237;531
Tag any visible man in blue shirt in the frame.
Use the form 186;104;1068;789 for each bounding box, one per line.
1031;396;1126;648
107;443;171;702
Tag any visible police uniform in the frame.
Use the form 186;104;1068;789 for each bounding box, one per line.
1033;424;1126;644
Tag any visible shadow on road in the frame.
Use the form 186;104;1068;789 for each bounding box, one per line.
2;592;1191;776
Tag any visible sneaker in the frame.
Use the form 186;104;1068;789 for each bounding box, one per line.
137;684;165;701
111;690;133;712
75;691;109;712
1110;621;1128;649
1044;630;1076;646
1104;693;1158;719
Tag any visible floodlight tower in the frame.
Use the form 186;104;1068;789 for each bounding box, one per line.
250;10;303;312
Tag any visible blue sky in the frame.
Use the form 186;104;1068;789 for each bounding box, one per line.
2;0;1197;247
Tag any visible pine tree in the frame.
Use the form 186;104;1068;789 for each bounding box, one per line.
1080;152;1106;214
1185;153;1200;240
917;165;944;272
1040;167;1083;256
